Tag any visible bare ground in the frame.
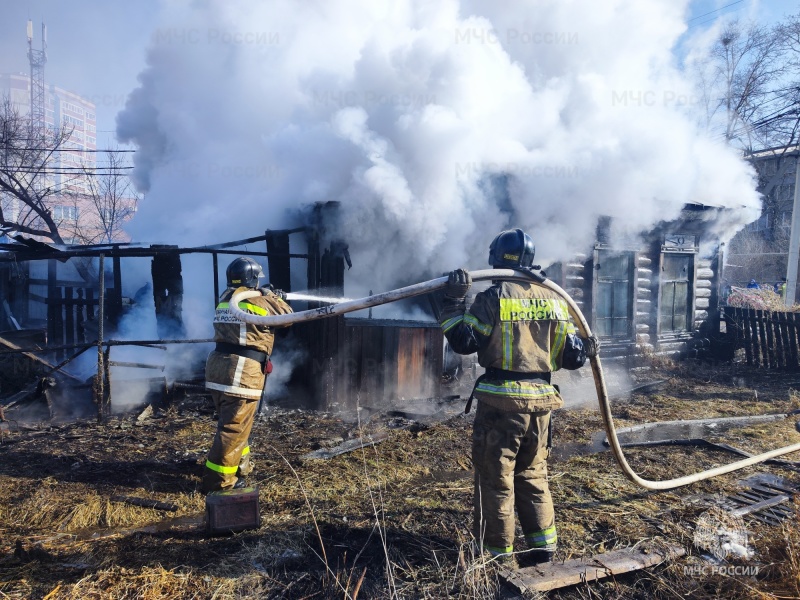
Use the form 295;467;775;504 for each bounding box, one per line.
1;360;800;599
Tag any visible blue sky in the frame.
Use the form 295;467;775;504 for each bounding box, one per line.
0;0;159;147
686;0;793;28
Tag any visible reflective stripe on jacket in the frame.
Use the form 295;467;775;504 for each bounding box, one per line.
440;280;585;411
205;287;292;399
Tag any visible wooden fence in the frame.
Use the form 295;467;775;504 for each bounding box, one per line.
723;307;800;370
46;287;98;359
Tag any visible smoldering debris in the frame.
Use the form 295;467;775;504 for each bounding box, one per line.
301;431;389;460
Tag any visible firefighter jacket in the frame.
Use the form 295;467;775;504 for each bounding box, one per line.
440;280;586;412
205;287;293;400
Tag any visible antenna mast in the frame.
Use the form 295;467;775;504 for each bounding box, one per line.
27;20;47;134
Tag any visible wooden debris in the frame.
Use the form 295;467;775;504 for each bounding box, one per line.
301;431;389;460
0;334;81;381
0;381;41;408
108;361;165;371
731;493;791;517
136;404;154;422
387;408;446;423
500;543;685;593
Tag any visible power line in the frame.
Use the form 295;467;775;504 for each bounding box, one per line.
44;148;134;153
688;0;746;23
5;167;134;178
6;166;135;170
749;86;800;97
6;170;135;176
0;147;135;153
6;166;134;172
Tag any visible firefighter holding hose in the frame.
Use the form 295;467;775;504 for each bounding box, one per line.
440;229;598;566
202;257;293;493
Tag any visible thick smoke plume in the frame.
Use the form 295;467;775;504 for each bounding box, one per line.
117;0;760;297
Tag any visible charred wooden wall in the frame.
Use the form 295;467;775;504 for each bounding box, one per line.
299;318;443;411
343;319;442;409
299;202;442;411
151;248;185;339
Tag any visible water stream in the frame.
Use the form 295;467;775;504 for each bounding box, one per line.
284;292;353;304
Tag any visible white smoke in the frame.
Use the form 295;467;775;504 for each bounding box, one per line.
116;0;761;297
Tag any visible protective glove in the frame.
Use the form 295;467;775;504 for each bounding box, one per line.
260;285;287;302
583;335;600;359
444;268;471;301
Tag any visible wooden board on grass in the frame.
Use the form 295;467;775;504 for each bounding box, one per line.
500;543;685;593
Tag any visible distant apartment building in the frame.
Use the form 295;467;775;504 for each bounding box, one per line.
1;72;97;183
1;73;135;244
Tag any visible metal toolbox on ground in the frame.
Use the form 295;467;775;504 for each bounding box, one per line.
205;486;260;534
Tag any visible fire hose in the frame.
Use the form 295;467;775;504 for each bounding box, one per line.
230;269;800;491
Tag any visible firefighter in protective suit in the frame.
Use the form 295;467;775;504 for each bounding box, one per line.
440;229;597;564
202;257;293;493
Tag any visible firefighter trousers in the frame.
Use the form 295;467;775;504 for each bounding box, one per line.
202;390;258;492
472;402;556;554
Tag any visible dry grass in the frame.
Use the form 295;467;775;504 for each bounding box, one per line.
45;565;271;600
1;364;800;598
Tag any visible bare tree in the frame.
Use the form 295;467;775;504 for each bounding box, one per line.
712;21;785;149
0;98;76;243
691;20;790;150
67;149;140;244
767;11;800;148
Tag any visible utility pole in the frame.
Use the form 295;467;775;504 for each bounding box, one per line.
784;152;800;306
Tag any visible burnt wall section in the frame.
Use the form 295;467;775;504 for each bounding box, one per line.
298;318;443;412
265;231;291;293
301;206;348;410
299;213;442;411
343;319;442;411
151;247;185;339
562;254;588;314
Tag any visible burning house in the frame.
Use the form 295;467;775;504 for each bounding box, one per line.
0;201;446;416
0;197;731;416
